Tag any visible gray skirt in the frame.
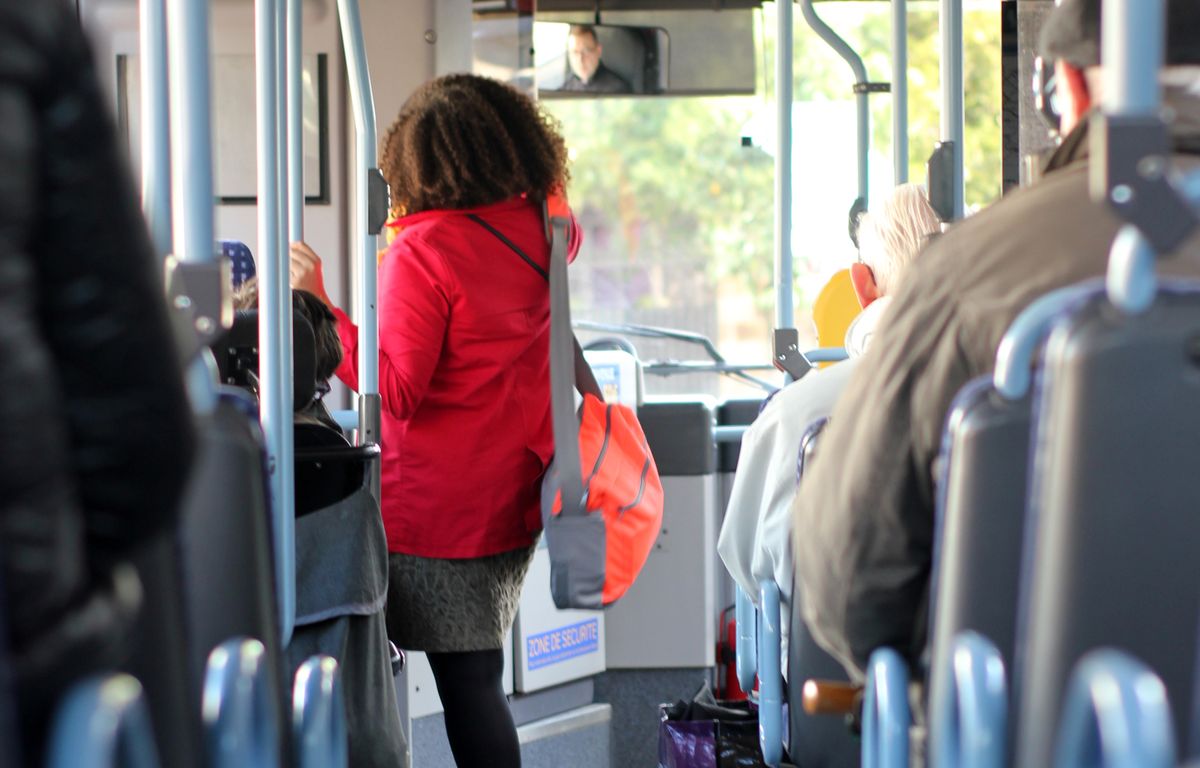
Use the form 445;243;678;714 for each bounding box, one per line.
385;543;537;653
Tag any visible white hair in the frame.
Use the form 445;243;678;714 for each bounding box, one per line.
855;183;941;296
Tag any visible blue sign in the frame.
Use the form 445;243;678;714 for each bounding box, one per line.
526;619;600;670
590;363;622;402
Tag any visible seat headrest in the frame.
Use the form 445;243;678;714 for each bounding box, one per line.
210;308;317;411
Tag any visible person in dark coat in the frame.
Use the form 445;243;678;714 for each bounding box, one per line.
0;0;195;762
792;0;1200;682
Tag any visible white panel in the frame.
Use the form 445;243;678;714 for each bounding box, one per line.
513;546;607;692
604;474;718;668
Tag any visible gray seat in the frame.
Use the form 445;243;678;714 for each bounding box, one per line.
788;419;860;768
1014;284;1200;767
926;376;1032;758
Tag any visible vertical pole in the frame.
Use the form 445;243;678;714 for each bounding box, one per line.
798;0;870;206
166;0;214;264
336;0;381;452
940;0;965;218
1102;0;1163;116
256;0;295;645
892;0;909;184
287;0;304;242
139;0;172;259
775;0;794;332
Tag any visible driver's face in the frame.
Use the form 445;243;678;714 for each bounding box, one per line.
568;32;601;82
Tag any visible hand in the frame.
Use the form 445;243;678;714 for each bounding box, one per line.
289;241;333;308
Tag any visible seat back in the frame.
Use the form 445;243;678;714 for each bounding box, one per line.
927;377;1032;757
1014;286;1200;767
176;394;287;756
789;419;861;767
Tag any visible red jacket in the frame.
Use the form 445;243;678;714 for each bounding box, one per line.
333;196;580;558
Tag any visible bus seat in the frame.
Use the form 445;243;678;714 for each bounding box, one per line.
121;540;205;768
220;240;256;289
201;638;281;768
287;453;407;768
926;376;1031;761
1053;650;1175;768
789;419;861;767
1014;284;1200;768
47;674;161;768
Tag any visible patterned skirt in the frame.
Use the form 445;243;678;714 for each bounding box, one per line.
385;543;537;653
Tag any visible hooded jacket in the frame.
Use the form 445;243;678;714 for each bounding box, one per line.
0;0;195;726
792;89;1200;680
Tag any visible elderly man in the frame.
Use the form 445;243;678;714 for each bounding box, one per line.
718;184;940;672
793;0;1200;681
562;24;632;94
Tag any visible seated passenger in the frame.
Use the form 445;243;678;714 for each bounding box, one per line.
717;184;939;672
792;0;1200;681
0;0;195;762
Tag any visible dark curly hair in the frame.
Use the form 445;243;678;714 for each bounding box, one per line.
379;74;570;214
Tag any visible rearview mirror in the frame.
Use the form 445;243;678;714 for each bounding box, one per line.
535;22;668;96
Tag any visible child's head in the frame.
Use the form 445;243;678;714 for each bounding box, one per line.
231;279;343;386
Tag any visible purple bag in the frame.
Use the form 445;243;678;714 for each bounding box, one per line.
657;684;773;768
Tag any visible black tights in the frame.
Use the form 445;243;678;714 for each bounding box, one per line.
427;649;521;768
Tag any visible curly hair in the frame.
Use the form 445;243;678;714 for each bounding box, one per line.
379;74;570;214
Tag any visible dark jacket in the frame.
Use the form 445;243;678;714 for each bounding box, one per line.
562;61;633;94
0;0;194;692
792;90;1200;680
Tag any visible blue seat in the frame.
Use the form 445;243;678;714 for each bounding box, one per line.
926;375;1032;763
1014;284;1200;767
787;419;861;768
1054;650;1175;768
47;674;161;768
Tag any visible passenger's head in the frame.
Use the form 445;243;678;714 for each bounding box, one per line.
379;74;570;215
1041;0;1200;134
849;184;940;308
568;25;603;83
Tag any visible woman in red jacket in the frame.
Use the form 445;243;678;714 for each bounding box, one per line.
289;74;579;767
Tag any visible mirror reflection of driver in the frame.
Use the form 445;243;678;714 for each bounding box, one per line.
563;25;632;94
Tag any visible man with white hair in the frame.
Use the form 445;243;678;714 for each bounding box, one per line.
717;183;940;668
793;0;1200;682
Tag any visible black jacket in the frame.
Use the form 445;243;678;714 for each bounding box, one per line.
0;0;194;689
793;92;1200;680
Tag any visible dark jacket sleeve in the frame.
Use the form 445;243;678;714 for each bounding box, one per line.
26;1;196;561
791;248;974;680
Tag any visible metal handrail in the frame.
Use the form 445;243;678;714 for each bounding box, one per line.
930;631;1006;768
48;675;161;768
862;648;910;768
138;0;171;260
758;580;784;768
202;638;282;768
736;586;758;694
1053;650;1175;768
293;656;348;768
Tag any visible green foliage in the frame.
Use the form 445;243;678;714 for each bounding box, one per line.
546;3;1003;342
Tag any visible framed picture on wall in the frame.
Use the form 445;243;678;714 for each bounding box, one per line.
117;52;330;204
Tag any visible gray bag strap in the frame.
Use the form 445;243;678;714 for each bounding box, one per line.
465;207;601;518
546;212;589;518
